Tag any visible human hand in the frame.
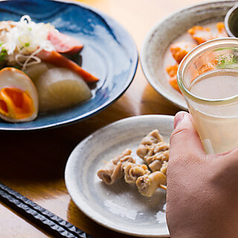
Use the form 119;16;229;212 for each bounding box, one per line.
166;111;238;238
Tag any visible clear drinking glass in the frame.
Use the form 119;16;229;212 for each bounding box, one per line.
177;38;238;154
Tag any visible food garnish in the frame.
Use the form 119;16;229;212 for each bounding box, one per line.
216;53;238;69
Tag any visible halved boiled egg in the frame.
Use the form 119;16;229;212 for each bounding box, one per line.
0;67;38;122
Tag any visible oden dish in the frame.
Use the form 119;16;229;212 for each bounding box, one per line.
0;15;96;123
0;0;138;130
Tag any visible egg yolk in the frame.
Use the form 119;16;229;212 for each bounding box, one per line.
0;87;35;120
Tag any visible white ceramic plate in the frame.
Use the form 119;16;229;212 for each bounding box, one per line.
65;115;174;237
140;0;236;110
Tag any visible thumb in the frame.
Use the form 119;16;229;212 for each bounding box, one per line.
170;111;205;160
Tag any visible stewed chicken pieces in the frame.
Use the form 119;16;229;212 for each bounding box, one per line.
136;171;167;197
136;129;169;172
166;41;196;92
123;162;150;184
166;22;228;92
97;129;170;197
188;26;213;44
215;22;228;38
97;148;135;185
169;41;197;64
165;64;180;92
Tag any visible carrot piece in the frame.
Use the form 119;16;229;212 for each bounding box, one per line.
37;50;99;83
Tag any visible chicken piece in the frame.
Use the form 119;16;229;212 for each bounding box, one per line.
136;130;170;172
166;64;181;92
146;149;169;171
137;129;164;158
147;150;169;171
145;142;169;162
136;171;167;197
215;22;228;38
169;75;180;91
154;141;170;153
188;26;213;44
147;159;162;172
170;41;197;63
160;161;168;175
166;64;178;78
97;149;135;185
123;162;150;184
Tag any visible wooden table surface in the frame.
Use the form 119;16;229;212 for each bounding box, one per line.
0;0;211;237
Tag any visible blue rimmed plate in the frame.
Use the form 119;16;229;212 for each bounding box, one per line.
0;0;138;130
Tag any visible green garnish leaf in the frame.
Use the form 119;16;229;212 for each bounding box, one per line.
216;54;238;69
0;48;8;62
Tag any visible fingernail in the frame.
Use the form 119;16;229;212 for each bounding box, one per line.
174;111;186;128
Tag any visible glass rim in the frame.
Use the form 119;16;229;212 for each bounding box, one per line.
177;38;238;105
